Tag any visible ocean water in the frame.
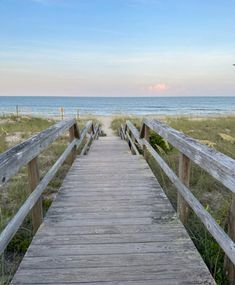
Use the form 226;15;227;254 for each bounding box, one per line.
0;96;235;117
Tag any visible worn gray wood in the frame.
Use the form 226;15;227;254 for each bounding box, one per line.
11;132;215;284
127;119;235;271
126;120;143;147
0;122;96;255
27;157;43;234
0;119;79;186
143;138;235;266
140;118;235;193
177;153;190;224
125;131;139;155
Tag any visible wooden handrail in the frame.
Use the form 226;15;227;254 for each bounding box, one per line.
120;119;235;282
140;118;235;193
0;119;99;255
0;119;79;186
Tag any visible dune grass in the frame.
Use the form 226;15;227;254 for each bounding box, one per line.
111;115;235;285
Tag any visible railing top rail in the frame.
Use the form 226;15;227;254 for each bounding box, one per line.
139;118;235;193
0;118;78;186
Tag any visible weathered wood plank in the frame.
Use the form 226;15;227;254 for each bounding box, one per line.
126;120;143;147
32;231;188;245
11;133;215;284
12;265;214;284
0;119;78;186
18;251;205;270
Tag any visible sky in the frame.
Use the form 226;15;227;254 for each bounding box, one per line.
0;0;235;97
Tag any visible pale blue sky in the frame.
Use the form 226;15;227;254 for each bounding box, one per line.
0;0;235;96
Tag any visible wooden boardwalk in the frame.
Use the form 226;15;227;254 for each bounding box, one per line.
11;133;215;284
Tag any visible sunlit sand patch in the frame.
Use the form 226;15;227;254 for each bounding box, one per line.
219;133;235;143
199;139;216;147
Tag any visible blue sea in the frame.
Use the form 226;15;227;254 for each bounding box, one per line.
0;96;235;117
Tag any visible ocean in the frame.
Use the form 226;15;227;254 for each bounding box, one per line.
0;96;235;118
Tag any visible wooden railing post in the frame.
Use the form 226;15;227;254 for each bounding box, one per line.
68;124;76;164
177;153;190;224
143;125;150;160
27;157;43;234
225;194;235;284
130;132;135;154
128;129;133;153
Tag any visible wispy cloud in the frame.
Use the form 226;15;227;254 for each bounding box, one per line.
148;83;169;93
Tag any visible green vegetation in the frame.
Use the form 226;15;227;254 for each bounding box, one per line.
0;115;96;285
111;115;235;285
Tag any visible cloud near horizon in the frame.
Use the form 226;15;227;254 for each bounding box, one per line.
148;83;169;93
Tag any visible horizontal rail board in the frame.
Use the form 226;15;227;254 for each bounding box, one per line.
140;118;235;193
125;132;139;155
126;121;143;147
0;119;78;186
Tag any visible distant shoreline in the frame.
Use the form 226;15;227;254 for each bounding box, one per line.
2;112;235;124
1;96;235;118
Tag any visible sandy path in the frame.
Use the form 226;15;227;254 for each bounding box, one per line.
98;116;114;137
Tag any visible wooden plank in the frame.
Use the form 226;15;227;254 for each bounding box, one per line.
18;251;205;270
12;265;213;284
25;241;196;257
32;231;187;245
34;224;187;236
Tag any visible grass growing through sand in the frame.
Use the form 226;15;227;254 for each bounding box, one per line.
0;115;98;284
111;115;235;285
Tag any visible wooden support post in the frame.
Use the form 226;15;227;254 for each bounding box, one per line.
27;157;43;234
130;132;134;154
177;153;190;225
143;125;149;160
130;132;136;155
129;130;133;153
68;124;76;164
225;193;235;284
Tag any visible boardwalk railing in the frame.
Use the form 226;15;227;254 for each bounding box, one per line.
0;119;100;255
120;118;235;283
